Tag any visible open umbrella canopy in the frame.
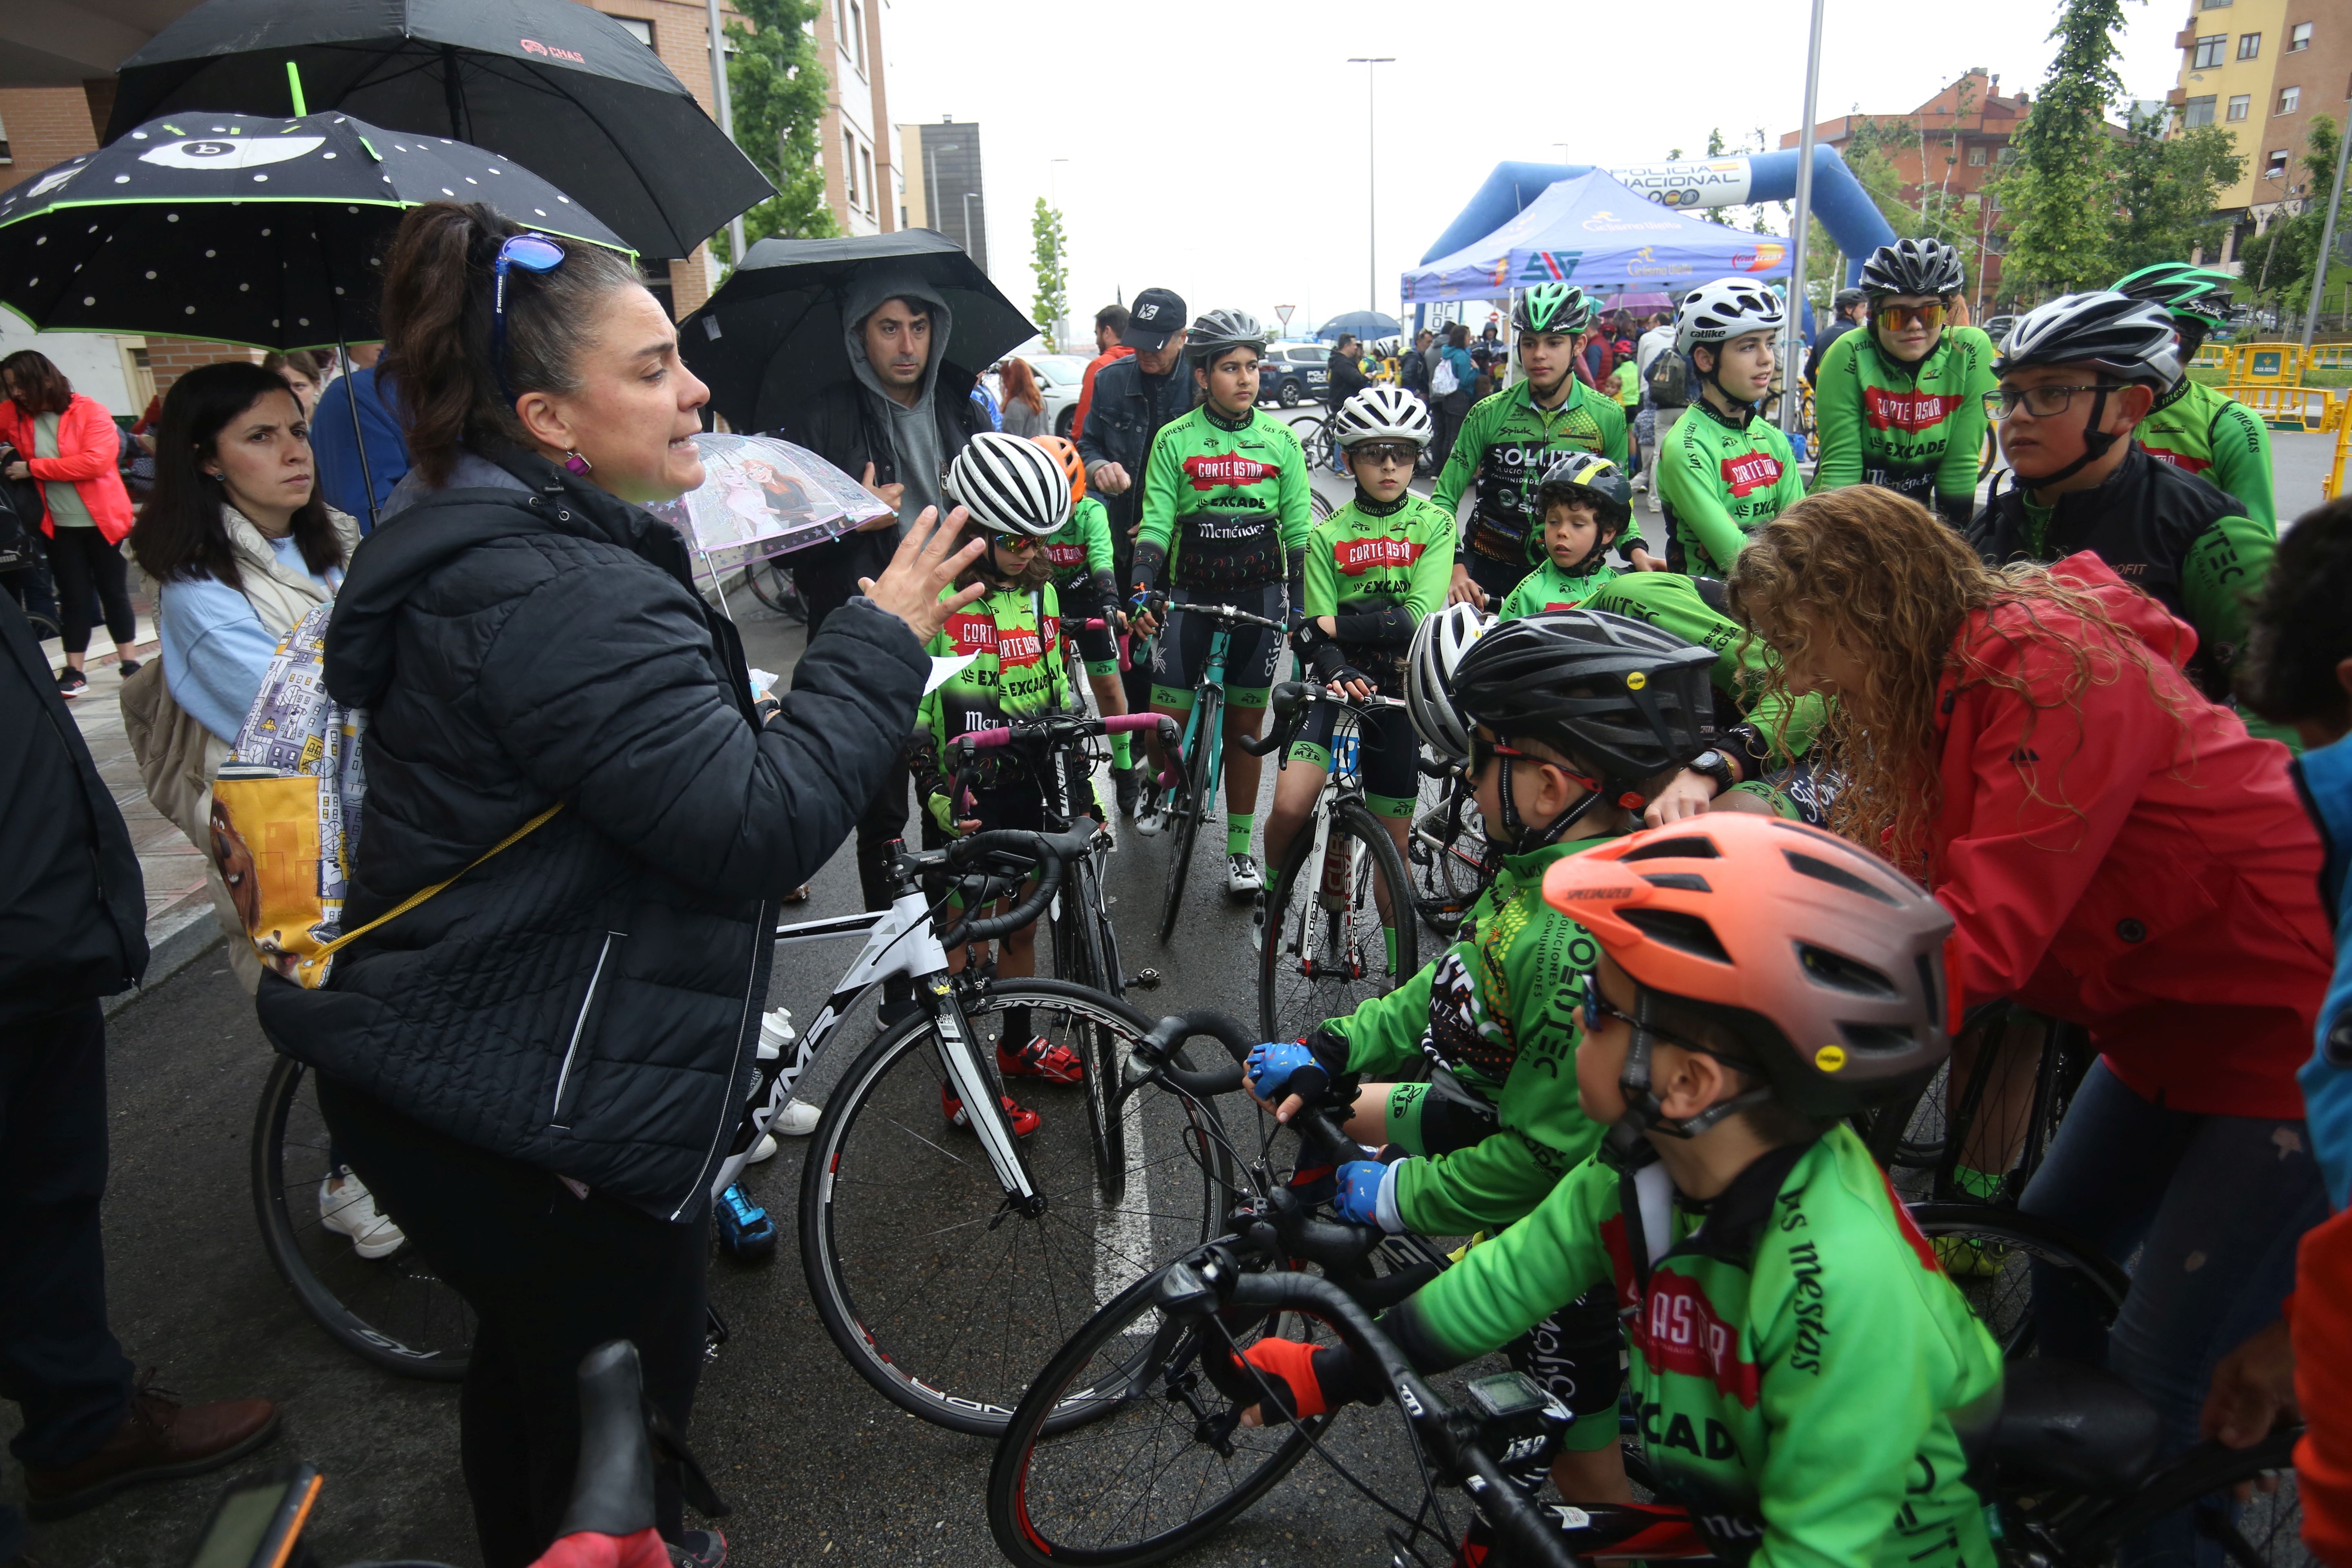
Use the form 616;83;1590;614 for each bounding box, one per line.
1315;310;1403;342
0;112;627;351
681;229;1035;434
108;0;773;260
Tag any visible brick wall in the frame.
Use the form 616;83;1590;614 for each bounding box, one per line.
147;338;262;398
0;85;102;194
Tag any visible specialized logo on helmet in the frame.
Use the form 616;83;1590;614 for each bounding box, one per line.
1183;454;1281;491
1720;452;1784;497
1334;536;1425;575
1862;388;1964;433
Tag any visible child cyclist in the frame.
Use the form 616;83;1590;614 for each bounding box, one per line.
1247;606;1719;1503
912;433;1090;1135
1238;811;2005;1568
1127;309;1314;895
1658;279;1804;575
1029;434;1143;814
1265;386;1454;922
1496;454;1633;620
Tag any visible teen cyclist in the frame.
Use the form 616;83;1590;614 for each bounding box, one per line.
1248;606;1717;1504
1972;290;2276;705
1496;454;1632;619
1267;387;1452;935
1030;434;1142;815
1434;283;1642;611
1807;238;1997;530
1127;309;1312;895
1238;811;2004;1568
1733;486;2332;1542
914;433;1090;1135
2111;261;2276;528
1658;279;1804;575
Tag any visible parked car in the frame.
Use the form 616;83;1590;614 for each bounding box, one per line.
1257;342;1332;407
1980;315;2018;352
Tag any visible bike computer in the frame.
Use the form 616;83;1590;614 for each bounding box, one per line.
185;1464;321;1568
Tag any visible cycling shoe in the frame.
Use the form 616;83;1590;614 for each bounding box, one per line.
942;1083;1041;1137
998;1034;1083;1083
714;1183;777;1263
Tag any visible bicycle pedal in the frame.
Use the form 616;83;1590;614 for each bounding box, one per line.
1127;968;1163;989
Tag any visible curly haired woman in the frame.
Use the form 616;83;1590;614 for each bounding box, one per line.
1725;485;2332;1556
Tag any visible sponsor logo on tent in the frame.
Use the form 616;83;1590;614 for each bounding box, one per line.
1580;209;1683;234
1508;250;1584;285
1732;242;1788;273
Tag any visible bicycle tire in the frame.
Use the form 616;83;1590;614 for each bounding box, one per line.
1260;797;1419;1044
986;1263;1330;1568
1058;858;1127;1190
800;980;1244;1437
2067;1428;2306;1562
252;1055;474;1381
1409;774;1486;941
1157;686;1219;946
1906;1204;2127;1360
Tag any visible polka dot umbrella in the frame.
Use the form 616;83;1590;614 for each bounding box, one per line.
0;109;632;352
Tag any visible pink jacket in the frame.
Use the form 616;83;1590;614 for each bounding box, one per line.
0;394;135;544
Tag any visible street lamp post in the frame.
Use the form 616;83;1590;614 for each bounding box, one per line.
926;140;960;232
1779;0;1828;436
1050;157;1070;210
2299;93;2350;354
1347;57;1394;314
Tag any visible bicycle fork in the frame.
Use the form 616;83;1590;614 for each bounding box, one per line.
924;979;1042;1213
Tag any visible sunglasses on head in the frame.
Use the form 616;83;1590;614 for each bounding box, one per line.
1874;301;1947;332
492;233;567;401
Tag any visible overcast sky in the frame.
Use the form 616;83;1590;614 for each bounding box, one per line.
883;0;2187;340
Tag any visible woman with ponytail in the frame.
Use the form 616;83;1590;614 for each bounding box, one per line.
258;203;985;1568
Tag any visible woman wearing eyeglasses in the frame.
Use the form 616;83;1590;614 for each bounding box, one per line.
1805;238;1997;532
255;203;985;1568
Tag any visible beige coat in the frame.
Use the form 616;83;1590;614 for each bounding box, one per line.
121;506;360;991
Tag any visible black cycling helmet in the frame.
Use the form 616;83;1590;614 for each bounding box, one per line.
1187;308;1267;361
1451;608;1713;843
1529;453;1633;568
1514;283;1596;338
1860;238;1965;298
1833;287;1868;311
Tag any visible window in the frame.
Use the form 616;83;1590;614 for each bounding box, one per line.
843;129;859;208
2184;94;2218;127
860;143;876;217
0;111;10;165
2229;94;2252;120
605;15;654;47
2278;86;2301;114
849;0;866;73
2289;21;2312;50
1967;145;1987;165
2200;0;2232;8
1997;145;2018;163
2238;31;2261;58
2193;33;2227;66
2265;147;2291;178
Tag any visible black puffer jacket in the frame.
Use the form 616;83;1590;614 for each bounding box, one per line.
256;445;927;1219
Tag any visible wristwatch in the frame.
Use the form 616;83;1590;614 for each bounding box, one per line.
1687;748;1737;794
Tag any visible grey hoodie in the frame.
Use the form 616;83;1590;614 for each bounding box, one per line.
842;267;955;527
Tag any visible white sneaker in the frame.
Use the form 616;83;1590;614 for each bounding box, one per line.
319;1172;406;1260
1227;853;1263;895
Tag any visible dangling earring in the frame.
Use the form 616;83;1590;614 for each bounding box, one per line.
562;449;593;476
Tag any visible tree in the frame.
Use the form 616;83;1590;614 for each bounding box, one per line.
1997;0;2126;296
1030;199;1069;352
719;0;837;263
2107;106;2245;276
2236;115;2343;316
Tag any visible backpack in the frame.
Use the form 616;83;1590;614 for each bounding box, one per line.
1647;350;1689;409
209;600;557;988
1430;353;1460;398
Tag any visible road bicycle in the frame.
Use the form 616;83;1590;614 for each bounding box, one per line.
1407;760;1490;941
1234;679;1420;1044
1145;599;1292;946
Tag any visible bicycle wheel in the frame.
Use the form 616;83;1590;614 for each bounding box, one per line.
2069;1428;2308;1565
251;1056;475;1380
746;560;804;621
1408;773;1486;941
1055;859;1127;1189
800;980;1245;1437
987;1263;1341;1568
1260;797;1419;1044
1906;1205;2126;1360
1157;686;1219;946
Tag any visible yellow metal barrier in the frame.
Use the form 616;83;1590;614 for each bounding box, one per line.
2328;409;2349;501
2218;382;2341;432
2194;343;2229;369
2311;345;2352;374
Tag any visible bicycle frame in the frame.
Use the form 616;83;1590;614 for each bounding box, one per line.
1174;622;1235;809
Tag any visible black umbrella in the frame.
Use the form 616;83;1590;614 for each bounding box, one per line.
0;111;628;350
108;0;773;260
682;229;1036;434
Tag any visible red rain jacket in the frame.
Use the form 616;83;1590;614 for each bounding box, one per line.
1926;552;2330;1120
0;394;135;544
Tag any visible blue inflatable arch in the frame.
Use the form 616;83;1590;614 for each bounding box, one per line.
1419;148;1899;291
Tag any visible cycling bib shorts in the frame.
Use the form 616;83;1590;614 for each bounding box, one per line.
1149;583;1285;710
1288;701;1420;821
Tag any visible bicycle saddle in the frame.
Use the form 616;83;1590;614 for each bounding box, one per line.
1989;1358;2162;1497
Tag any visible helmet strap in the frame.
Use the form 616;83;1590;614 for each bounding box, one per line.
1494;751;1606;849
1695;355;1760;427
1607;992;1777;1149
2027;386;2119;490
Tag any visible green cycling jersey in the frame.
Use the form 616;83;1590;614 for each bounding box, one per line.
1497;558;1621;621
1385;1124;2004;1568
1659;402;1804;576
2137;379;2277;530
1432;379;1635;566
1579;572;1827;763
1300;491;1456;685
1040;494;1116;601
1316;834;1611;1236
1807;326;1996;512
913;578;1072;831
1137;404;1313;593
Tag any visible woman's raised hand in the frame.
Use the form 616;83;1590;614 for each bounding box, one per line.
862;504;987;643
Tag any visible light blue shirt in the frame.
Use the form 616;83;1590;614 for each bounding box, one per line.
158;535;339;743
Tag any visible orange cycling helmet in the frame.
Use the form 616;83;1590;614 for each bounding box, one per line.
1032;434;1086;506
1543;812;1957;1131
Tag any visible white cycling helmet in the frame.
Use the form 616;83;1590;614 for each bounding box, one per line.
1331;385;1436;450
945;431;1071;538
1407;602;1495;764
1674;278;1786;357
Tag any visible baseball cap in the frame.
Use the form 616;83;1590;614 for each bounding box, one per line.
1122;288;1188;351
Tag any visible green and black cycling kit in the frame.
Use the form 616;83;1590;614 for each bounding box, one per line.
1658;399;1804;576
1807;325;1997;525
2136;376;2277;529
913;579;1071;833
1433;379;1634;581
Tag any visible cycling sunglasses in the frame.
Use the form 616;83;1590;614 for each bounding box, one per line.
492;233;568;401
1873;301;1947;332
990;533;1041;553
1347;441;1419;469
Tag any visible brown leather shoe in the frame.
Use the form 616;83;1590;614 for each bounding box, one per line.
24;1374;280;1519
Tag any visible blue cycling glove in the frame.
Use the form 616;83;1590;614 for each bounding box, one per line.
1245;1039;1324;1103
1334;1159;1405;1233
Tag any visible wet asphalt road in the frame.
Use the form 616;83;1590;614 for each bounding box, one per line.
4;450;1474;1568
